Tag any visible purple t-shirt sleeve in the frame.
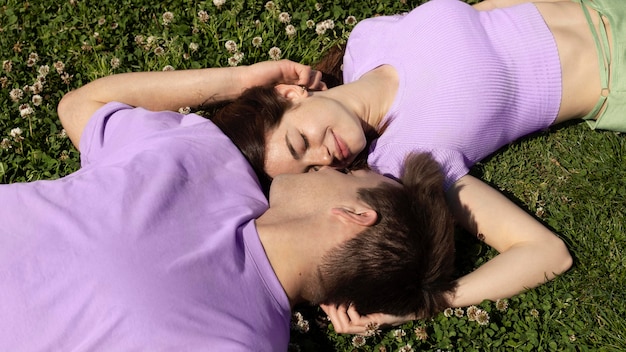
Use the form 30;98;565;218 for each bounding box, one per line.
79;102;208;167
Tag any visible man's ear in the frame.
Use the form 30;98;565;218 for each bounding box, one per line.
275;84;308;101
331;207;378;227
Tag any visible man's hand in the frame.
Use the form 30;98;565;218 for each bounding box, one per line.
240;60;327;91
320;303;415;335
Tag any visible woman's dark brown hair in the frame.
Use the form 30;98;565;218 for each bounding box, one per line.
313;44;346;89
210;86;291;193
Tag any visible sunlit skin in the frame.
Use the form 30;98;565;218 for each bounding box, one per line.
268;166;399;214
264;69;398;177
265;91;368;176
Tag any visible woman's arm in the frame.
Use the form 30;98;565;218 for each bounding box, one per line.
57;60;325;148
323;175;572;333
445;175;572;306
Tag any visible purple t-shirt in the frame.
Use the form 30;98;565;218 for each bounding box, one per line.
343;0;562;189
0;102;290;351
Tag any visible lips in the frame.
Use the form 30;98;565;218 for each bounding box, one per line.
331;130;350;162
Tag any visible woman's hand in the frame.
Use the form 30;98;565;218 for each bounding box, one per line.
320;303;415;335
240;60;327;91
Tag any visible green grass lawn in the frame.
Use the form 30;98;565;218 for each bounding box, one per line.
1;0;624;350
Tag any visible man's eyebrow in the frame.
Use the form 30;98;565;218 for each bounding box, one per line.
285;134;301;160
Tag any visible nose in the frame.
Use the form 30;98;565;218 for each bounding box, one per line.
303;146;333;166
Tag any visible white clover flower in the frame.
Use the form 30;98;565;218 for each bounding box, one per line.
59;129;68;138
530;308;540;318
323;19;334;30
414;326;428;341
135;35;145;45
398;345;414;352
9;88;24;102
189;42;199;52
110;57;120;69
110;22;119;30
61;72;73;84
162;65;175;71
0;77;8;89
54;61;65;74
392;328;406;340
315;22;327;35
264;1;276;11
10;127;23;138
285;24;296;37
154;46;165;55
278;12;291;23
292;312;304;322
0;138;11;150
26;58;37;67
363;322;380;337
38;65;50;77
466;305;479;321
59;150;70;161
98;17;106;26
443;307;453;317
31;81;43;94
306;19;315;29
476;310;490;326
345;15;357;25
495;299;509;312
296;319;309;333
2;60;12;72
19;103;34;118
228;56;240;67
162;11;174;25
224;40;237;53
315;3;322;11
454;307;464;318
252;36;263;48
351;335;366;348
233;52;244;61
178;106;191;114
28;52;39;62
268;46;282;60
213;0;225;8
198;10;210;23
32;94;43;106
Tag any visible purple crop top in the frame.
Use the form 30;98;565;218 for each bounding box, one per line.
343;0;562;189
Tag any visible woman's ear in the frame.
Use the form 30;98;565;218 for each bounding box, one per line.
331;207;378;227
275;84;308;101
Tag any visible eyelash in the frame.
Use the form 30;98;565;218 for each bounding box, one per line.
301;133;310;150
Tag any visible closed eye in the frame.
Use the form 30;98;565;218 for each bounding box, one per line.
301;133;310;150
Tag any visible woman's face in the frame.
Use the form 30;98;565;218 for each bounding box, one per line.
265;94;367;177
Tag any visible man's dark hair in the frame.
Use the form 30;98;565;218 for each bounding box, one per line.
318;153;457;318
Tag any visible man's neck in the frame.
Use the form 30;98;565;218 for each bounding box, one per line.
254;218;310;308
